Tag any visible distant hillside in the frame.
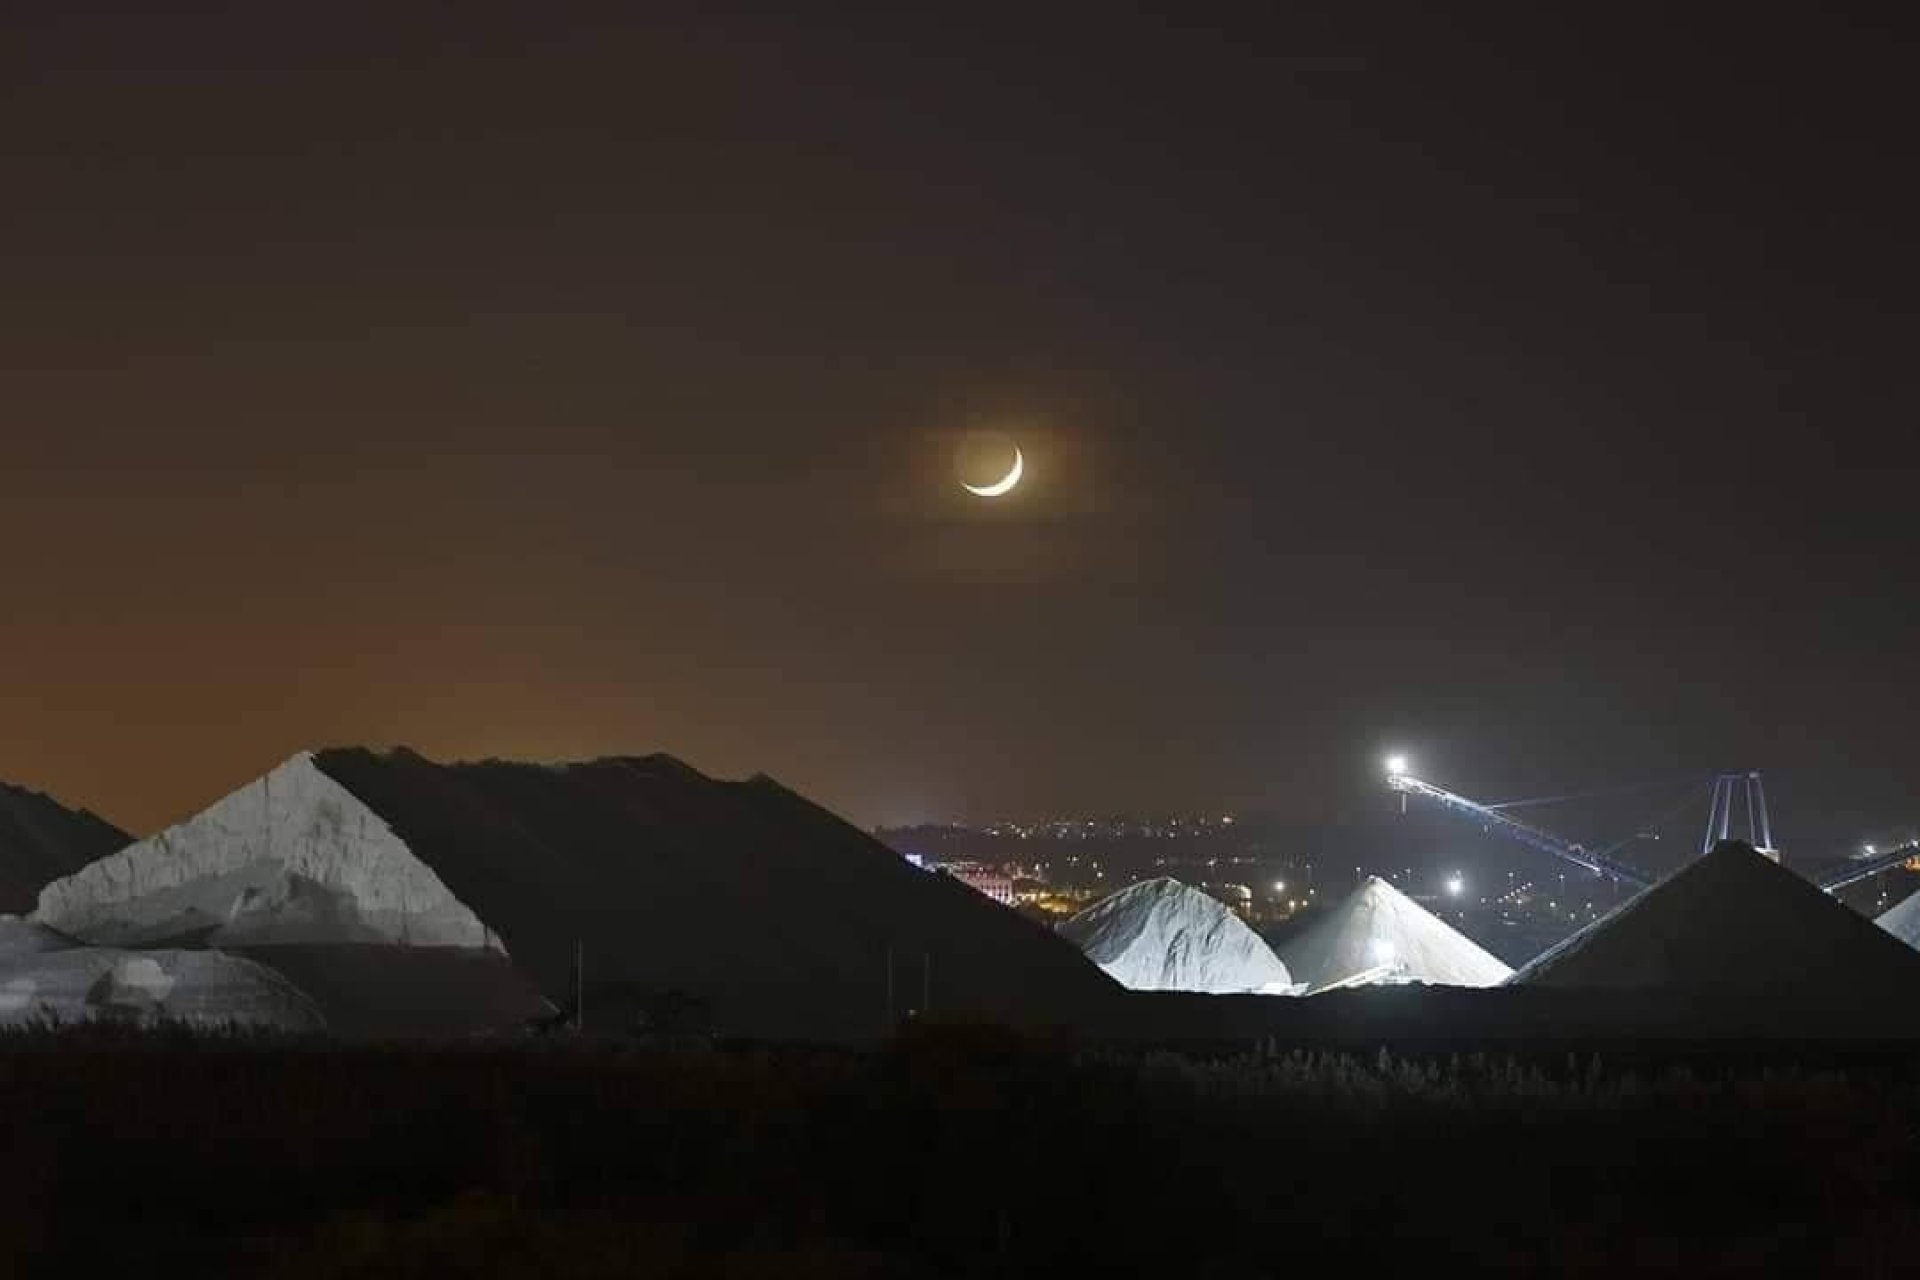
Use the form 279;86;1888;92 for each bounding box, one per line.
0;780;128;914
310;749;1123;1040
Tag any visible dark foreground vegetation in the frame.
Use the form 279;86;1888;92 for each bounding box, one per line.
5;1023;1920;1277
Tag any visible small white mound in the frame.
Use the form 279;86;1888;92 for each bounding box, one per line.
34;753;498;950
1877;889;1920;950
1278;876;1510;993
1058;878;1295;995
89;954;177;1008
0;947;325;1031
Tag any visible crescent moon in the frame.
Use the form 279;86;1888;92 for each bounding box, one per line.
962;446;1024;498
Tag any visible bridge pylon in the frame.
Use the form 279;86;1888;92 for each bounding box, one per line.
1704;771;1777;861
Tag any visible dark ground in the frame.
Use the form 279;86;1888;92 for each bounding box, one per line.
5;1020;1920;1277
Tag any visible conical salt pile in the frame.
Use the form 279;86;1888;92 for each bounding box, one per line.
1277;876;1510;993
1059;877;1295;994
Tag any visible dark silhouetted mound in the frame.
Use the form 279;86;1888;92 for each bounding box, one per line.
1510;841;1920;1033
311;749;1120;1040
0;779;129;915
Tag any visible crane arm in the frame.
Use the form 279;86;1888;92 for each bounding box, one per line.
1815;841;1920;893
1388;771;1653;889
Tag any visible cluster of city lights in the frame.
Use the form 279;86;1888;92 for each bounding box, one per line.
981;814;1241;841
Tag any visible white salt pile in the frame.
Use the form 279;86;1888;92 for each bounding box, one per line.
1060;877;1296;994
1277;876;1510;993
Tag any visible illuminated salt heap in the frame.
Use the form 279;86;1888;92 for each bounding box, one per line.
1277;876;1510;993
27;754;540;1036
35;753;498;950
1059;877;1296;994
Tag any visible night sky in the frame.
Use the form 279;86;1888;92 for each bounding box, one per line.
4;7;1914;847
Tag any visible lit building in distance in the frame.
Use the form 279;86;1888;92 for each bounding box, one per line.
943;862;1015;905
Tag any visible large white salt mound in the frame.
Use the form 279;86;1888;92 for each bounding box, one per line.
34;753;499;950
0;947;325;1031
1277;876;1511;993
1058;878;1295;994
1877;889;1920;950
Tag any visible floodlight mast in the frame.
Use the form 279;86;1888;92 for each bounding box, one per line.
1385;766;1652;889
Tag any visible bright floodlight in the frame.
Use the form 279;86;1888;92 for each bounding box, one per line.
1385;754;1409;777
1865;844;1878;857
1445;875;1464;897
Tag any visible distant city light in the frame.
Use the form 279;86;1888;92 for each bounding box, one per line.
1274;880;1286;895
1445;874;1464;897
1865;844;1878;856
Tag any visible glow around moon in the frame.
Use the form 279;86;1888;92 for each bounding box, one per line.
962;446;1024;498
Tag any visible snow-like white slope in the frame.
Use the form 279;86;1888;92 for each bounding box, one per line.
1278;877;1510;993
1877;889;1920;950
34;753;499;950
1058;878;1295;994
0;947;325;1031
